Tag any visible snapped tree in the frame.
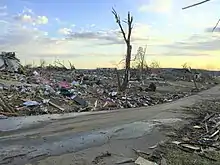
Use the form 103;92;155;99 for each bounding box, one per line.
112;8;133;91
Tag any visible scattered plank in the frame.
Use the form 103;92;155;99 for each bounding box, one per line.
149;144;158;149
116;158;134;164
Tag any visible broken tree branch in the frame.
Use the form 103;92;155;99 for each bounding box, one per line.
212;19;220;32
112;8;127;42
182;0;212;10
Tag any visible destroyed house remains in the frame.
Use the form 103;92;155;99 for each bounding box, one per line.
0;52;22;72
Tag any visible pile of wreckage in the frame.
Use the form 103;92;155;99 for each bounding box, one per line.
0;52;217;117
0;70;190;117
0;52;23;73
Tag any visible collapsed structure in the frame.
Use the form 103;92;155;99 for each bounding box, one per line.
0;52;22;72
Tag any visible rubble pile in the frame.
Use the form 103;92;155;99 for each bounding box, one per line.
0;65;217;117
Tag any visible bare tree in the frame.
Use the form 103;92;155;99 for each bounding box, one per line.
150;61;160;69
39;59;47;68
54;59;68;70
112;8;133;91
182;62;188;69
68;61;76;70
135;46;147;80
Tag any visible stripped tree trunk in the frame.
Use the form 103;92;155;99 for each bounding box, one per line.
112;8;133;91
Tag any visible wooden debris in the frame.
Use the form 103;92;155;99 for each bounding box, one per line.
39;96;64;111
135;156;158;165
205;122;209;133
202;113;215;123
149;144;158;149
171;141;181;145
180;143;201;151
0;111;18;117
116;158;134;164
193;125;202;129
48;101;64;111
0;95;15;113
210;130;219;138
182;137;190;142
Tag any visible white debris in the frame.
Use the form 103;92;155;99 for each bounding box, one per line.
135;156;158;165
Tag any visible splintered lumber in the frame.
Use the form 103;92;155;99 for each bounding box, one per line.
210;130;219;138
116;158;134;164
180;143;201;151
0;95;15;113
0;112;18;117
39;96;65;111
48;101;64;111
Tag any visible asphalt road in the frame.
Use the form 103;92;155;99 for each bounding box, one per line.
1;85;220;165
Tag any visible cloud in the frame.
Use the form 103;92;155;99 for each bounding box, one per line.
0;23;51;48
70;31;124;44
163;52;210;57
164;34;220;51
0;5;7;17
22;6;33;14
58;28;72;35
14;8;48;25
90;24;95;27
0;5;7;10
61;28;124;45
55;18;61;23
36;16;48;24
139;0;173;13
60;23;157;46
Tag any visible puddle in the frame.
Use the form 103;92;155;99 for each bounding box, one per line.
108;121;157;140
0;118;181;164
98;118;182;140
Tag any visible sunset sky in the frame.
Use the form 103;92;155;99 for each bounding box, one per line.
0;0;219;69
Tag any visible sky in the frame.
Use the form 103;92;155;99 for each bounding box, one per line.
0;0;219;69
